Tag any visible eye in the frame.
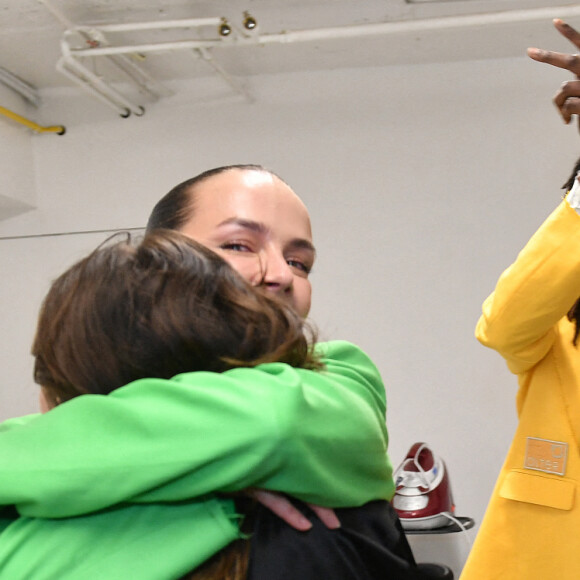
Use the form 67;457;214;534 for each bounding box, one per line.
287;259;312;275
220;242;253;253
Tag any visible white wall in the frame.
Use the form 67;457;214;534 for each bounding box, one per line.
0;54;577;531
0;84;36;219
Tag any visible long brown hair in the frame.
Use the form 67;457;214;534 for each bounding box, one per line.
33;229;320;407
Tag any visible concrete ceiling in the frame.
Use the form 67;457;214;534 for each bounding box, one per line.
1;0;579;98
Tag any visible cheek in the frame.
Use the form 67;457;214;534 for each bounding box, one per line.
294;278;312;318
219;253;263;285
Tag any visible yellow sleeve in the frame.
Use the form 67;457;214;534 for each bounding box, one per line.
476;200;580;374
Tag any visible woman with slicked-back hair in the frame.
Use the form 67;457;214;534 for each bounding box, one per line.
0;164;446;580
0;229;417;579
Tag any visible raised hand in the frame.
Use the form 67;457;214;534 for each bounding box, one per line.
528;19;580;129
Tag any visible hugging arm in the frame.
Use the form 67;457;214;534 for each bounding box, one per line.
0;341;394;519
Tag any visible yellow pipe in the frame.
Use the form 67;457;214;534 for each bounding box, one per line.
0;106;65;135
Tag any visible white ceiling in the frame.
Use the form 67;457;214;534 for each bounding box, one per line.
1;0;580;99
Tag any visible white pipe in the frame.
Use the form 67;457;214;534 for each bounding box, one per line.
89;17;221;33
41;1;169;103
69;38;222;57
56;59;131;117
0;67;40;107
256;5;580;43
65;4;580;58
51;2;580;116
195;48;254;102
71;5;580;57
62;29;171;101
57;42;145;117
60;38;145;116
105;54;173;100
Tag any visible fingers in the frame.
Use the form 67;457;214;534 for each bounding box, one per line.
528;18;580;133
553;18;580;51
527;20;580;76
245;489;342;531
248;489;313;531
306;504;341;529
527;47;580;76
554;79;580;124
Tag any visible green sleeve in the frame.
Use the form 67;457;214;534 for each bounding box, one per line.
0;414;40;432
0;498;242;580
0;341;394;518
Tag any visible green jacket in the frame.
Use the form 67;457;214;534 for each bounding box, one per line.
0;341;394;579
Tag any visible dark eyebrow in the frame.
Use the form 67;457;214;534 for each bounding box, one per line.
217;217;316;255
217;217;267;235
287;238;317;256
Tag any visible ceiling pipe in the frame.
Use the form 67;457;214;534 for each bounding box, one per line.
59;16;243;107
40;0;169;105
58;39;145;117
56;59;132;117
50;3;580;116
259;4;580;43
0;67;40;107
66;4;580;59
103;55;172;101
194;47;254;102
69;38;220;57
0;105;65;134
93;17;222;33
63;28;172;101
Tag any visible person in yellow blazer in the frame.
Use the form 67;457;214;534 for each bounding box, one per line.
461;19;580;580
460;192;580;580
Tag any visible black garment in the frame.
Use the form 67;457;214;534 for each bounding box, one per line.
247;499;447;580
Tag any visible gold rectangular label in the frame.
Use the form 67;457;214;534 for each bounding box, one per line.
524;437;567;476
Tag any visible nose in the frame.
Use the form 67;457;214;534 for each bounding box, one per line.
260;248;293;295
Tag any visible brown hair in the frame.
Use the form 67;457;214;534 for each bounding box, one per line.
33;229;320;407
179;537;251;580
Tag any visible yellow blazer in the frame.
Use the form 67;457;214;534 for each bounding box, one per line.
461;200;580;580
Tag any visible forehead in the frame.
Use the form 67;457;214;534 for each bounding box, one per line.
186;169;313;240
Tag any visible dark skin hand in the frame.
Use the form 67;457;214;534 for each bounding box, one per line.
528;18;580;129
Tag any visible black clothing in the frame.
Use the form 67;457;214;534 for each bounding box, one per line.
247;499;450;580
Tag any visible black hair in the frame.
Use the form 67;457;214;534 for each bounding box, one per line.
562;155;580;192
562;155;580;345
146;164;269;232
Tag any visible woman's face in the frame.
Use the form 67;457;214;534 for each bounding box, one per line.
179;169;316;318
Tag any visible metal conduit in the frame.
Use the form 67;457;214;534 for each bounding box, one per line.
46;1;580;116
0;106;65;135
66;4;580;58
